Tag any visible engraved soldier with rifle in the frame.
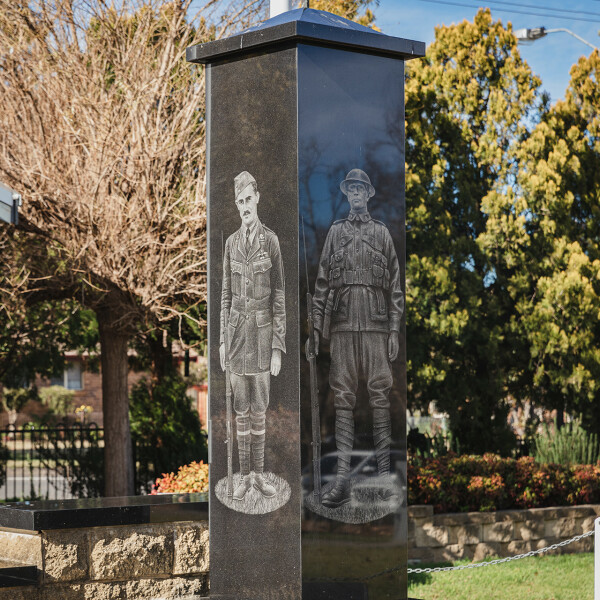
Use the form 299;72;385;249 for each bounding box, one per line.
220;171;286;502
311;169;404;509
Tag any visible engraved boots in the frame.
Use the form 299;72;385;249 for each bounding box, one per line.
233;412;252;501
373;407;393;500
251;413;276;498
322;409;354;508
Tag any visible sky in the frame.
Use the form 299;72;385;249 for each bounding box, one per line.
374;0;600;103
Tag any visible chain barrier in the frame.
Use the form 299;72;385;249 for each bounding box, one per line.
305;529;594;583
408;529;594;574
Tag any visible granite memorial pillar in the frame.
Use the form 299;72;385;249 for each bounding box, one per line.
187;9;424;600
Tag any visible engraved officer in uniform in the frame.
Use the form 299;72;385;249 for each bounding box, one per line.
312;169;404;508
220;171;286;501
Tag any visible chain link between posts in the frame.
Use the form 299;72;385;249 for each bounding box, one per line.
305;529;594;584
408;529;594;574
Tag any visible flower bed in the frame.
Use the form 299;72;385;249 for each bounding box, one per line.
151;461;209;494
408;454;600;513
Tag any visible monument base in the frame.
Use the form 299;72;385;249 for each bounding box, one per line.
302;583;422;600
215;471;291;515
304;475;402;524
302;581;368;600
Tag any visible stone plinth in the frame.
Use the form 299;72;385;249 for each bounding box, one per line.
407;504;599;564
0;521;208;600
0;494;209;600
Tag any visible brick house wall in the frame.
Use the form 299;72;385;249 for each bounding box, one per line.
1;351;207;429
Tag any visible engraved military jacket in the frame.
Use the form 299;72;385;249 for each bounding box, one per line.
312;212;404;338
221;220;286;375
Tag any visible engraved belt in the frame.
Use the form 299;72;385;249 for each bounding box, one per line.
341;269;380;286
231;295;271;315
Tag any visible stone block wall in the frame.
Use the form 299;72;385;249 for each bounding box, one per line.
408;504;599;564
0;504;596;598
0;521;208;600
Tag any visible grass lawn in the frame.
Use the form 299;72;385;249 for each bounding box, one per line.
409;553;594;600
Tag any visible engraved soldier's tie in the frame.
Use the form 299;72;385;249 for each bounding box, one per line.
245;227;251;255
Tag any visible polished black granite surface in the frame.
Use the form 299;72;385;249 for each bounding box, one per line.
189;7;421;600
186;8;425;64
0;494;208;531
207;46;301;600
303;582;368;599
0;561;37;588
298;43;408;599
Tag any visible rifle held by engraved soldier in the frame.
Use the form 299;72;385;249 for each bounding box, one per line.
302;217;321;502
222;232;234;499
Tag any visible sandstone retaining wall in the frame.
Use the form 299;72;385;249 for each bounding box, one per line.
0;521;208;600
408;504;599;564
1;504;596;598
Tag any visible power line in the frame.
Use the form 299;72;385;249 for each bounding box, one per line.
417;0;600;24
487;0;600;19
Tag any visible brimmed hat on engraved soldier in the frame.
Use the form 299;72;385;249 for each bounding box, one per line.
340;169;375;214
310;167;404;511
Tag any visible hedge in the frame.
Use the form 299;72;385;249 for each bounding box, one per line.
408;454;600;513
151;461;209;494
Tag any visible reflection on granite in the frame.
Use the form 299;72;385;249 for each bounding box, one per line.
305;476;401;524
0;494;208;531
298;43;409;599
0;561;37;588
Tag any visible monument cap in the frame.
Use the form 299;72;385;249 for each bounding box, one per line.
186;8;426;65
340;169;375;197
234;171;257;198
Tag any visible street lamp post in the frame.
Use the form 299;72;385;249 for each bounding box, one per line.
0;182;21;225
514;26;598;51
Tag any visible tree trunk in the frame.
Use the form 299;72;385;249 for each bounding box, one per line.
97;307;134;497
148;330;174;381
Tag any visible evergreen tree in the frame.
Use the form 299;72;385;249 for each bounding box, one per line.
405;10;542;453
484;49;600;431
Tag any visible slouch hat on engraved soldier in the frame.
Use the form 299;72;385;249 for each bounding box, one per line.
340;168;375;197
234;171;257;196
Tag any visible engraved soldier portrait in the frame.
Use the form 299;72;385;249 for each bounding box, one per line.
218;170;288;513
312;168;404;511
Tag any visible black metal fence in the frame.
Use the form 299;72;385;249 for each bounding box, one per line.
0;424;167;501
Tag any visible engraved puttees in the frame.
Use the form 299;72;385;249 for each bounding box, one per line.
306;168;405;524
216;171;290;515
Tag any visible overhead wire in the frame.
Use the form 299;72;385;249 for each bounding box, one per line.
417;0;600;23
476;0;600;18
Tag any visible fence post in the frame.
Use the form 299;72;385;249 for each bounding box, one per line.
595;517;600;600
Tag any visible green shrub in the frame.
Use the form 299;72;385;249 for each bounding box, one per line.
38;386;75;417
408;428;460;458
29;375;207;497
408;453;600;513
151;461;209;494
534;418;600;466
130;375;207;493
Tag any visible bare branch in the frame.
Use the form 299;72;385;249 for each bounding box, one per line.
0;0;257;332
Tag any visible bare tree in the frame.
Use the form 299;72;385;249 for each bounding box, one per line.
0;0;263;496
